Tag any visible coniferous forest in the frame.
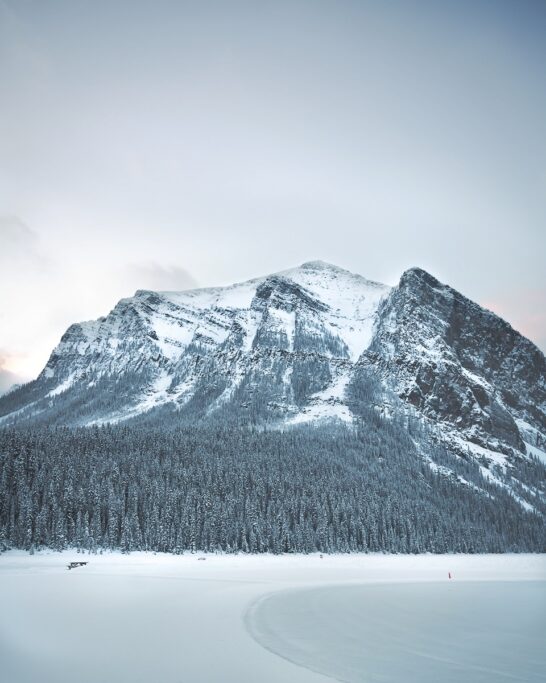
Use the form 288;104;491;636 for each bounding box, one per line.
1;418;544;555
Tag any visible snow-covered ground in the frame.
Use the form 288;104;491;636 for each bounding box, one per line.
0;551;544;683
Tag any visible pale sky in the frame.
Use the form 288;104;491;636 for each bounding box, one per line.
1;0;545;388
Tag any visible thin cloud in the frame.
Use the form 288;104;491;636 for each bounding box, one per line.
0;214;36;253
0;350;29;395
124;262;197;293
0;216;58;379
0;214;51;270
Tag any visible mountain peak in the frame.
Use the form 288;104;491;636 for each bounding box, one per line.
299;260;345;271
399;267;441;287
289;261;387;292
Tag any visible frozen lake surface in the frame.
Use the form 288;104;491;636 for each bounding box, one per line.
0;552;544;683
246;581;546;682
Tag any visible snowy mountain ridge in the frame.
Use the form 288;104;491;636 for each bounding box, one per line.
30;260;391;425
1;260;545;511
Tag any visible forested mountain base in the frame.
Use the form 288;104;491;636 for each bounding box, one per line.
1;422;544;554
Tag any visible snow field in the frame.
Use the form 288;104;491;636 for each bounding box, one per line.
0;551;544;683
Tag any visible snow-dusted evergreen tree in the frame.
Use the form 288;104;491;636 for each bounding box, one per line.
1;422;544;554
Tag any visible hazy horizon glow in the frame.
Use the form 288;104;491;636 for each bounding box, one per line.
1;0;545;384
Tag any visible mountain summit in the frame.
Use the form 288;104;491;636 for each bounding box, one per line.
1;261;545;509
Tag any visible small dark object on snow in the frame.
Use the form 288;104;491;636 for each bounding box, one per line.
67;561;88;570
197;557;206;561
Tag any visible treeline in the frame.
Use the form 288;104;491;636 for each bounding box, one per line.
1;422;544;554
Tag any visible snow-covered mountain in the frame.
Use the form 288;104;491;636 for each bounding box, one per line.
1;261;545;499
1;261;390;425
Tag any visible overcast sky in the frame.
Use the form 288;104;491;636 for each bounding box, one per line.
1;0;545;386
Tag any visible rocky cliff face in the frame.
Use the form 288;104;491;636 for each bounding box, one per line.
1;261;545;503
363;268;546;459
